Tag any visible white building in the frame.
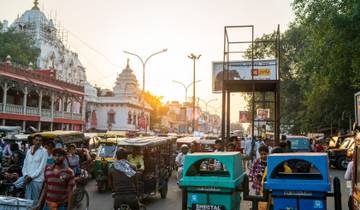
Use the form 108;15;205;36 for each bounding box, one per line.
4;1;86;86
85;61;151;132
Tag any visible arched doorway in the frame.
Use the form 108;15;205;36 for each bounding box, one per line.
7;87;24;105
26;90;39;107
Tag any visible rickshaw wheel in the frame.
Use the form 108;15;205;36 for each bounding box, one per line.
160;181;168;199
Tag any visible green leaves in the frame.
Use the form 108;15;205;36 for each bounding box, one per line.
243;0;360;134
0;29;40;67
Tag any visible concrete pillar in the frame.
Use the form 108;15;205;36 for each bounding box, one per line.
38;121;41;131
38;89;43;116
23;87;28;115
22;121;26;132
3;82;7;111
61;97;65;118
50;92;55;119
50;122;53;131
2;119;5;126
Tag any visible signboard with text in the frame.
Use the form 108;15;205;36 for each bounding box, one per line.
257;108;270;120
212;59;277;92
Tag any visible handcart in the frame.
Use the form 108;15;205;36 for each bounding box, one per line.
0;195;33;210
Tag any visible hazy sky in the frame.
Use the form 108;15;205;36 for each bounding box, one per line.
0;0;294;121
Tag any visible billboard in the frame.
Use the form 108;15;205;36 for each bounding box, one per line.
239;111;250;123
212;59;277;92
257;108;270;120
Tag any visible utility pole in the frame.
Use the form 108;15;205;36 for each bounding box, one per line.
188;53;201;133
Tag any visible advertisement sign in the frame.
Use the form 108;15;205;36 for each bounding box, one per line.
239;111;250;123
257;108;270;120
212;59;277;92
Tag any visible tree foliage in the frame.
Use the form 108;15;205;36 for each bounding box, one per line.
142;91;168;130
0;24;40;66
244;0;360;134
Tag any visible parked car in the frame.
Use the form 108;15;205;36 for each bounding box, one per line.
327;137;354;170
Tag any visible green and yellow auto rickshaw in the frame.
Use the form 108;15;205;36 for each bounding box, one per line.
94;138;127;192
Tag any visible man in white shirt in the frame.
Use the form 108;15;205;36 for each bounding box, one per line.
176;144;189;183
14;135;48;205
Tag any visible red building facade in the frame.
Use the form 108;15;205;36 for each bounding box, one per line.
0;62;85;131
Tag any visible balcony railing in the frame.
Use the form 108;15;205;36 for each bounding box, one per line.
1;104;83;121
26;107;39;115
5;104;23;114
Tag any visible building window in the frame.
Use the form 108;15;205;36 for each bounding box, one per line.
128;111;132;124
108;110;115;124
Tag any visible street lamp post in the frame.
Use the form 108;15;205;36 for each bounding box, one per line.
123;48;168;92
172;80;201;102
188;53;201;133
123;49;167;132
199;98;218;132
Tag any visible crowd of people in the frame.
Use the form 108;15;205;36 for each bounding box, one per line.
0;135;93;210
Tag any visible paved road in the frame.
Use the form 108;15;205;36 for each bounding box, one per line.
86;169;349;210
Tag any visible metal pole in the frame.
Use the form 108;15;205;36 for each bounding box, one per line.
192;58;196;133
188;54;201;133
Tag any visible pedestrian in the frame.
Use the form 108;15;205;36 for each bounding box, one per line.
345;159;353;210
214;139;224;152
44;141;55;166
108;148;139;210
34;148;74;210
243;137;253;169
249;145;269;195
255;137;265;159
14;134;48;206
226;142;236;152
66;144;80;176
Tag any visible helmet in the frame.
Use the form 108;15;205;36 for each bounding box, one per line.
180;144;189;149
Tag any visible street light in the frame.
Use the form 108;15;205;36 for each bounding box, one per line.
123;48;168;92
172;80;201;102
199;98;218;133
199;98;218;113
123;48;167;132
188;53;201;133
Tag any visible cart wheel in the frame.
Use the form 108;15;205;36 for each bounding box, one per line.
160;181;168;199
72;188;90;210
337;156;348;170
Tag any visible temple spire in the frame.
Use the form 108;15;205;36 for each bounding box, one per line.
32;0;40;10
126;58;130;68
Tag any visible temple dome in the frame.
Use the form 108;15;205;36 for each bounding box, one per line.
113;60;140;97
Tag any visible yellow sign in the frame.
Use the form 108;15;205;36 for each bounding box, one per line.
258;68;271;76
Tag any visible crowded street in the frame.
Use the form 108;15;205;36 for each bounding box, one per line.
1;0;360;210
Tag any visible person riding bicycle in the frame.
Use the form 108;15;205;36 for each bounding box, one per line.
108;148;139;210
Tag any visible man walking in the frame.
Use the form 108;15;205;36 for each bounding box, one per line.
34;148;74;210
16;134;48;205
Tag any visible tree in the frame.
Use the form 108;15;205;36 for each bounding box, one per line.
142;91;168;130
0;24;40;66
243;0;360;134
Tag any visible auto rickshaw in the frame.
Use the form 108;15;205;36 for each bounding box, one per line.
94;137;127;192
117;136;177;200
176;137;201;153
30;131;93;171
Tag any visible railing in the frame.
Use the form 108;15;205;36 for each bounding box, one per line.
54;111;63;118
64;112;72;119
26;107;39;115
41;109;51;118
72;113;82;120
2;104;84;121
5;104;23;114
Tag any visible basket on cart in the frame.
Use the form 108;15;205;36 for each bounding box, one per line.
0;195;33;210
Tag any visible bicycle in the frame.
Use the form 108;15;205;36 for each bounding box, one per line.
72;170;90;210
